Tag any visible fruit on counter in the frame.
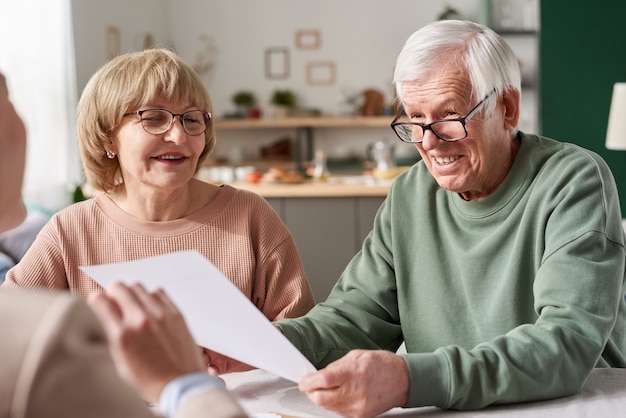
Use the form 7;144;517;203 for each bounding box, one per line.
246;171;263;184
261;167;305;184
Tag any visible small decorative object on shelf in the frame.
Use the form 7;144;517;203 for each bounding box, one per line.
72;184;86;203
437;5;461;21
359;88;385;116
231;90;260;118
270;89;296;118
261;137;292;161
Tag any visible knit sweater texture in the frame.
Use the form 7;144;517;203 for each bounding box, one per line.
278;133;626;409
4;185;315;373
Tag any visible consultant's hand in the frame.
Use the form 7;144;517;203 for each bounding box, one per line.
0;72;27;233
88;282;205;403
298;349;409;418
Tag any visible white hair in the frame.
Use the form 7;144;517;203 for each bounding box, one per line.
393;20;521;118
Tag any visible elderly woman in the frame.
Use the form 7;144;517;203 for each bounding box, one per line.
0;71;247;416
3;49;315;374
276;20;626;416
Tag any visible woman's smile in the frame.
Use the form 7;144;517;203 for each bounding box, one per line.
152;152;188;164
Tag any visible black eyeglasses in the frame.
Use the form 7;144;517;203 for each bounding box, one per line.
125;109;212;136
390;90;495;143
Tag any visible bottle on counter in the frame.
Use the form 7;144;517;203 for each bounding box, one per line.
312;149;331;181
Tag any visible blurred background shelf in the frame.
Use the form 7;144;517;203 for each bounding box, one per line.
214;116;392;129
214;116;393;170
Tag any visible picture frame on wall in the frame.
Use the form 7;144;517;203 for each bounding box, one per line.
265;47;290;79
306;61;336;85
106;26;120;59
295;29;321;50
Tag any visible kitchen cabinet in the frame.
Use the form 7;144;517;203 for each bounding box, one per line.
266;195;386;302
214;116;392;169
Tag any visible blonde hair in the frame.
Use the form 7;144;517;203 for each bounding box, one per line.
77;48;215;192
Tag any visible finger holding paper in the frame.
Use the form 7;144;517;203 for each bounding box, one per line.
88;281;205;402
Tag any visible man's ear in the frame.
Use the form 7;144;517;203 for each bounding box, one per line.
502;87;521;131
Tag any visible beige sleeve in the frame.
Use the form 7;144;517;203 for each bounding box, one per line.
0;289;155;418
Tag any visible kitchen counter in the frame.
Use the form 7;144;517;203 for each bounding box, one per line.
231;177;391;198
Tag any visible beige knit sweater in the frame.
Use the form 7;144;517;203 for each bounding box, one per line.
3;185;315;373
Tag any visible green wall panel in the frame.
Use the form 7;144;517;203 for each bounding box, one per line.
540;0;626;217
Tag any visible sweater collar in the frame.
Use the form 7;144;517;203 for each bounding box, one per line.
451;132;532;218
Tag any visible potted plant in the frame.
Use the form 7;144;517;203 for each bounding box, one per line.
232;90;259;118
437;5;461;20
270;89;296;118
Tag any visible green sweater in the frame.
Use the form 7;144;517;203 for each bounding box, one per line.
278;133;626;410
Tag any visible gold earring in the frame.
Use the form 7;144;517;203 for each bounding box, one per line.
106;149;116;159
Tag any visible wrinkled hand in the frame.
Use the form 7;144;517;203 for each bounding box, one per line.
298;349;409;418
88;282;205;403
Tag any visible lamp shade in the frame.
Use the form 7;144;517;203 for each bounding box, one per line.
606;82;626;150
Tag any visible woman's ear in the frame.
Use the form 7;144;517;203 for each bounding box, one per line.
104;138;118;155
502;87;521;131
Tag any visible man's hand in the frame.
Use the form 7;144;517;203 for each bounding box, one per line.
88;282;205;403
298;349;409;418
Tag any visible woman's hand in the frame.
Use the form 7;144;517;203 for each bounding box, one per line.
199;345;255;375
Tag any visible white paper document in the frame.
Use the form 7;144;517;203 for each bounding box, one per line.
80;250;316;382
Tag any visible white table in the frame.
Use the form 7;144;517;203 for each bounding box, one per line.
222;368;626;417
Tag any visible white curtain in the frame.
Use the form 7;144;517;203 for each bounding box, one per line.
0;0;80;211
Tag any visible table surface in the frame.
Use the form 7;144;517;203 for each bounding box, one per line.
221;368;626;418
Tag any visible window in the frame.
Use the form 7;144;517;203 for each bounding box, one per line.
0;0;79;211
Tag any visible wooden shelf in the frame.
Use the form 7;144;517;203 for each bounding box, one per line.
213;116;393;171
213;116;392;130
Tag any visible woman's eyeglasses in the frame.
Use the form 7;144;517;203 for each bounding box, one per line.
125;109;212;136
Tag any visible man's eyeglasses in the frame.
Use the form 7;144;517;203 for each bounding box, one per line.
390;90;495;143
125;109;212;136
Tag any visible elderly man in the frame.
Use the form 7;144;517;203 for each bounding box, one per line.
277;20;626;417
0;72;246;417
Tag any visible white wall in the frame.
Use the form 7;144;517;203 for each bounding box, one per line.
71;0;172;95
72;1;479;112
70;1;538;164
168;0;478;117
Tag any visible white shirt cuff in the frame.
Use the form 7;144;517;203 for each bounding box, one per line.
159;372;225;418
